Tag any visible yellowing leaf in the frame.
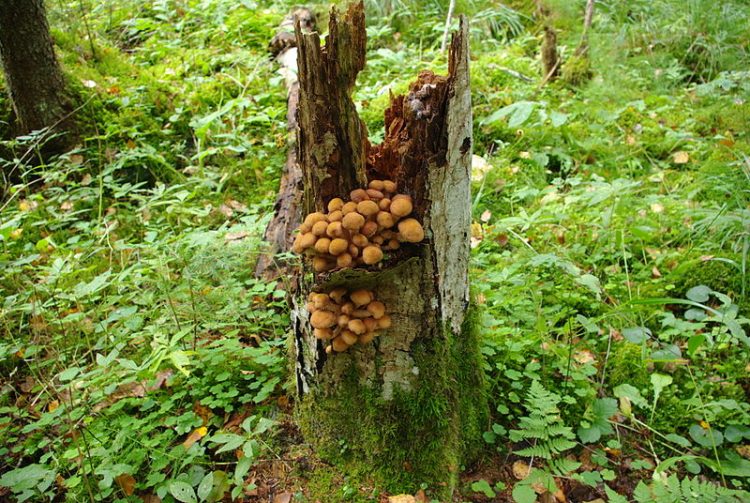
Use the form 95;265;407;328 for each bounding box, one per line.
115;474;136;496
182;426;208;449
48;400;59;412
673;151;689;164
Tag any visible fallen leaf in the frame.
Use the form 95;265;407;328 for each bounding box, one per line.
480;210;492;223
48;400;60;412
513;460;530;480
141;495;161;503
389;496;416;503
182;426;208;449
573;350;596;365
651;266;662;278
673;151;689;164
115;474;136;496
415;489;428;503
61;201;74;212
219;204;234;218
225;231;249;241
737;445;750;459
273;492;292;503
69;154;84;165
700;255;715;262
227;199;248;211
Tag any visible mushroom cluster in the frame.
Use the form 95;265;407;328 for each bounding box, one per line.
307;288;391;353
292;179;425;272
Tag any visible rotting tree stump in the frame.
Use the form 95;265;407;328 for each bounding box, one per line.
284;3;487;496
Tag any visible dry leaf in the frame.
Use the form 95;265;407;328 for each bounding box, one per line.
69;154;84;165
61;201;74;212
141;495;161;503
48;400;60;412
414;489;428;503
182;426;208;449
700;255;715;262
573;350;596;365
512;460;530;480
736;445;750;459
673;151;689;164
480;210;492;223
115;474;136;496
225;231;249;241
219;204;234;218
273;492;292;503
388;496;416;503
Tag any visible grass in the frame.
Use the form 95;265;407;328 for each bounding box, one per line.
1;0;749;501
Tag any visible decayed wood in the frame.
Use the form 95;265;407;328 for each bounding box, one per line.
254;9;316;279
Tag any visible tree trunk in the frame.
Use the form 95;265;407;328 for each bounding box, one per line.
290;2;486;497
0;0;72;149
255;8;316;280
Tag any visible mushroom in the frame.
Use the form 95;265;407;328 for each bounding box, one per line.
342;211;365;231
329;288;347;303
327;198;344;212
378;198;391;211
340;330;358;345
332;336;349;352
341;302;354;315
367;301;386;319
361;221;378;237
366;189;384;200
329;238;349;256
314;237;331;254
351;234;369;247
383;180;397;193
362;245;384;265
357;200;380;217
310;310;336;329
377;315;392;329
376;211;396;229
326;221;345;238
390;196;413;217
314;328;334;340
358;332;376;344
350;289;372;307
347;319;366;335
336;253;353;268
299;232;316;249
369;180;385;191
304;212;327;227
328;210;343;222
350;189;369;203
397;218;424;243
312;257;331;272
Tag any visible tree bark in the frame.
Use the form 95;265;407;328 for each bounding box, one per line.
0;0;72;150
290;3;486;497
255;8;316;280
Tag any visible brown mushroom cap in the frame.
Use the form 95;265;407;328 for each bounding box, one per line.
376;211;396;229
390;197;413;217
369;180;385;191
312;256;330;272
358;332;376;344
337;314;350;327
329;287;347;303
336;253;353;268
342;211;365;231
362;245;384;265
387;238;400;250
377;315;392;329
350;289;372;307
367;301;386;319
351;309;371;318
341;302;354;315
326;221;345;238
397;218;425;243
351;234;369;247
363;317;377;332
310;310;336;329
332;336;350;352
328;210;343;222
329;238;349;256
298;232;317;250
357;200;380;217
340;330;358;345
327;198;344;212
347;319;366;335
366;189;384;200
311;220;329;237
304;212;327;227
371;235;385;245
350;189;369;203
314;328;335;340
342;201;359;214
314;237;332;254
361;221;378;237
378;198;391;211
383;180;397;193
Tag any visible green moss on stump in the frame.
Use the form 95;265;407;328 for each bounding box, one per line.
297;309;487;500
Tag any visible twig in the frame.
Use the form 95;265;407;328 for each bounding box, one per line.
440;0;456;53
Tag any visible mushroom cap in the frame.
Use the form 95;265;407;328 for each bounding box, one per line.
361;221;378;237
383;180;397;193
342;211;365;231
299;232;317;250
326;221;345;238
367;301;386;319
329;287;347;303
310;310;336;329
351;309;371;318
358;332;376;344
341;302;354;315
390;197;413;217
387;238;400;250
366;188;384;200
327;197;344;212
337;314;350;327
314;237;332;254
357;200;380;217
340;330;358;345
378;198;391;211
376;211;396;229
363;317;377;332
328;210;343;222
350;289;372;307
351;234;369;247
314;328;335;340
329;238;349;256
304;212;327;227
336;252;353;268
342;201;359;215
371;235;385;245
347;319;366;335
332;336;350;352
362;245;384;265
397;218;425;243
348;243;360;258
312;256;330;272
311;220;329;237
377;315;392;329
350;189;369;203
369;179;385;191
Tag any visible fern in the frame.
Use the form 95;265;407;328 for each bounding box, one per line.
633;474;750;503
510;380;576;460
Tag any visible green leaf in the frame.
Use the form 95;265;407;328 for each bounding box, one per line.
197;472;213;502
471;479;496;498
623;326;651;344
686;285;711;303
512;483;536;503
578;397;617;443
689;424;723;448
58;367;81;382
550;111;569;127
604;485;629;503
169;480;197;503
613;384;648;408
234;456;253;486
650;373;672;399
211;433;245;454
73;270;111;297
665;433;691;448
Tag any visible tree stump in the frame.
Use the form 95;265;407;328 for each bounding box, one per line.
290;2;486;496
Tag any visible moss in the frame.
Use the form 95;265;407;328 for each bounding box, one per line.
297;307;487;500
669;255;748;312
561;54;592;87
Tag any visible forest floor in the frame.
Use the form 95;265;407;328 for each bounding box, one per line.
1;0;749;502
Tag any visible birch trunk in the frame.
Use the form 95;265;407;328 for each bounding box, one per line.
290;3;486;496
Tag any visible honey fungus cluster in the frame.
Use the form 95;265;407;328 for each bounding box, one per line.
292;180;425;272
307;288;391;353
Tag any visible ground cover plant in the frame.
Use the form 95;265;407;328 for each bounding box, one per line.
0;0;749;501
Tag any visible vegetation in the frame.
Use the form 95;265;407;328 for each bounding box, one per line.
1;0;749;501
